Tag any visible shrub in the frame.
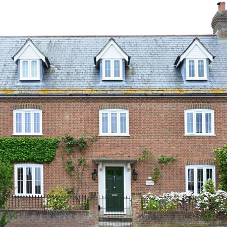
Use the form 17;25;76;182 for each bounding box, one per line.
195;190;227;220
44;186;70;210
204;179;215;194
145;199;160;211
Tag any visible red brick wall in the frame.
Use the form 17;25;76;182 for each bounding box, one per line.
4;210;97;227
133;211;227;227
0;97;225;195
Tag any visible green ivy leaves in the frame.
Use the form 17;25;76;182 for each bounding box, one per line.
0;137;60;164
213;144;227;191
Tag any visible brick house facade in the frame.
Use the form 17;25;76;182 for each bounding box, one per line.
1;2;227;214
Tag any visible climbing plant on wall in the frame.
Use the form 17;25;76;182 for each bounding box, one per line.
213;142;227;191
137;148;176;183
0;137;60;164
61;132;97;196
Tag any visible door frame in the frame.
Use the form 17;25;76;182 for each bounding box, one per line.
98;162;131;214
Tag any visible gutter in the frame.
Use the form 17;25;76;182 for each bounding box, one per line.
0;93;226;98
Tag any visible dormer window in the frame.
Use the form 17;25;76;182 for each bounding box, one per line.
186;59;207;80
94;38;130;81
103;59;122;80
12;39;50;82
20;60;40;80
175;38;214;82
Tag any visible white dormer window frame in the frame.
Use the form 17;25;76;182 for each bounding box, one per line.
186;59;207;80
102;59;123;80
20;60;40;80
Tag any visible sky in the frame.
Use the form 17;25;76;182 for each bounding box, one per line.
0;0;220;36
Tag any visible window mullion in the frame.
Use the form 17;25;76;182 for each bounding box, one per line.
195;60;198;79
23;167;26;196
186;167;189;191
203;167;206;192
126;111;129;134
117;112;120;134
32;166;35;195
28;60;31;79
202;112;205;134
111;60;114;79
31;112;34;134
22;112;25;134
194;167;198;195
108;112;111;135
193;112;196;134
212;112;214;134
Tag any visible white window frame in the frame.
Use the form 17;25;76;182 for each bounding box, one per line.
184;109;214;136
13;109;42;135
20;60;40;80
99;109;129;136
14;164;43;196
186;59;207;80
102;59;123;80
185;165;215;195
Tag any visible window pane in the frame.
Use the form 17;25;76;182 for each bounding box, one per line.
206;169;212;180
16;113;22;133
34;113;40;133
31;61;37;78
120;113;126;133
35;168;41;194
189;60;195;78
105;61;111;77
102;113;108;133
197;169;203;194
187;113;193;133
188;169;194;193
196;113;202;133
26;167;32;194
205;113;211;133
114;60;120;77
25;113;31;133
111;113;117;133
22;61;28;78
198;60;204;78
17;167;23;194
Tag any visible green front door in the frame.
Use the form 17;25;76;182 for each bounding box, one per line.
106;167;124;212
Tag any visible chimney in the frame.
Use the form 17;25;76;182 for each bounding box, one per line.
218;2;225;10
211;2;227;34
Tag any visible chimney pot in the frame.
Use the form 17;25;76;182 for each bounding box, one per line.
218;2;225;11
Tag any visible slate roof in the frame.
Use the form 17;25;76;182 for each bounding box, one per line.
0;35;227;95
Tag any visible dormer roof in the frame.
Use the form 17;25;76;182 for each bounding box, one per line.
174;37;214;68
94;38;130;66
12;38;50;67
